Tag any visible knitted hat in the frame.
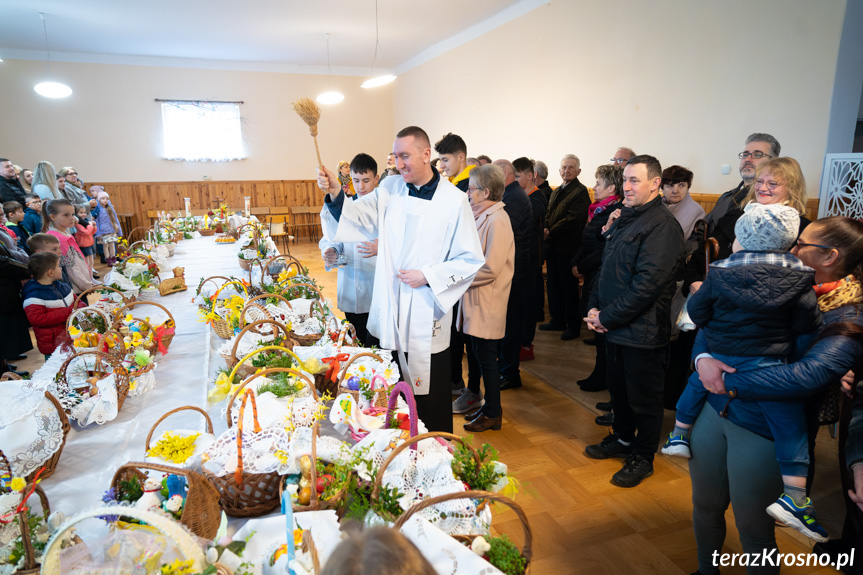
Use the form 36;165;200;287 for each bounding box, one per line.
96;190;110;201
734;203;800;251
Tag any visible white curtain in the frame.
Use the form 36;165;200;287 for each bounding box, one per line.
161;102;246;162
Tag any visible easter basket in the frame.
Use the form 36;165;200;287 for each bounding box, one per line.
113;301;176;356
109;461;222;540
145;406;216;473
0;451;52;575
0;381;70;483
204;279;250;340
66;306;112;353
239;293;294;328
278;422;351;515
336;353;391;410
395;491;533;575
202;390;287;518
55;350;131;417
264;254;304;283
280;283;327;346
222;321;297;380
72;285;135;314
225;367;320;432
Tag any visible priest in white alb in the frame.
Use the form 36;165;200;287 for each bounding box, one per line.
317;126;484;432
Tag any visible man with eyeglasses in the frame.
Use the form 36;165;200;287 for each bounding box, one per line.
0;159;27;204
611;147;636;166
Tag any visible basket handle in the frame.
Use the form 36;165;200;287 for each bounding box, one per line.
235;389;261;485
265;253;303;270
114;300;176;327
230;321;293;364
268;259;304;279
239;294;293;328
96;328;125;354
212;279;250;301
393;490;533;563
41;506;207;575
65;305;112;334
72;286;129;310
0;449;11;477
370;432;481;503
226;367;318;426
226;345;305;387
383;381;418;442
336;352;384;385
196;276;234;297
246;258;266;286
145;406;215;452
280;282;323;302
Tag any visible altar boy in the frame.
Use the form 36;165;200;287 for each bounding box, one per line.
319;153;380;347
317;126;484;432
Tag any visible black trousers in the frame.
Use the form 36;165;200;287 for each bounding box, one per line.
450;301;465;386
664;330;696;410
499;281;528;383
546;252;580;332
522;267;545;346
344;311;379;348
837;394;863;573
606;341;668;462
465;334;502;418
581;273;608;383
397;349;453;433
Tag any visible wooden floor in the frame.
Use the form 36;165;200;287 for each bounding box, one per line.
14;239;847;574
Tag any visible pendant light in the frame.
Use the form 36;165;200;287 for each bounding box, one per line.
361;0;396;88
34;13;72;99
316;33;344;105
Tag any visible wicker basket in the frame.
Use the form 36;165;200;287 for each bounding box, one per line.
336;352;391;409
95;328;127;363
116;253;161;285
41;506;207;575
223;320;295;379
66;305;113;350
203;390;282;518
349;380;417;444
199;228;216;236
224;366;318;425
110;461;222;539
1;450;52;574
281;283;326;345
278;422;350;515
72;285;134;312
204;279;250;340
264;254;304;282
238;293;293;327
113;300;176;355
394;490;533;574
56;350;131;412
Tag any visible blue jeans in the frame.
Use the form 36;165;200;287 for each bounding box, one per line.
676;353;809;477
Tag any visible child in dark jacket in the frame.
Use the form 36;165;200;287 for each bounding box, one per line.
663;203;826;541
22;194;43;237
22;251;76;357
4;201;31;253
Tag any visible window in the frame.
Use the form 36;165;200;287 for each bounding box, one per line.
160;101;246;162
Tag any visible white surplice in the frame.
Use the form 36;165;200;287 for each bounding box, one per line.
320;174;484;394
319;232;376;314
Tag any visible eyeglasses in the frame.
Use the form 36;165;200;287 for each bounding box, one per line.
795;239;833;251
754;179;782;191
26;199;42;205
738;151;772;160
467;185;484;193
66;172;78;176
610;158;627;164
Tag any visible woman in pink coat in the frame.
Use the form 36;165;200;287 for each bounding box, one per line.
456;164;515;432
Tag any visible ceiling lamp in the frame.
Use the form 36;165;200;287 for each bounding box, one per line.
34;13;71;99
316;33;344;106
361;0;396;89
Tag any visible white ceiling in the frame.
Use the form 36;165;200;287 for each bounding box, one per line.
0;0;545;75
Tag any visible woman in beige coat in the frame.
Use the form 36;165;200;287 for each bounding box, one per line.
456;164;515;432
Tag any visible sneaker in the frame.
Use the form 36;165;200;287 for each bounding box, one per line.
596;401;613;412
585;433;632;460
519;345;535;361
595;411;615;426
451;381;464;396
660;433;691;458
766;494;829;542
452;388;484;414
92;270;100;278
611;453;654;488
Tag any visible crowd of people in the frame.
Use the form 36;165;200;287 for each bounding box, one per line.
0;158;125;375
316;128;863;574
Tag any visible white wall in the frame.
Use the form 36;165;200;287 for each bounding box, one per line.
0;60;394;182
394;0;847;196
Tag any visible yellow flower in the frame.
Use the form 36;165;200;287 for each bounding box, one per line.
207;372;233;404
69;325;82;338
147;432;201;464
10;477;26;492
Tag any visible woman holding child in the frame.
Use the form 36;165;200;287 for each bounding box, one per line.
684;158;863;575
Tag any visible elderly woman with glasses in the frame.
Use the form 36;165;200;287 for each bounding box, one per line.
455;164;515;433
58;167;92;205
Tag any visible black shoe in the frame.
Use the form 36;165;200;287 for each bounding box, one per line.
595;411;615;426
10;354;26;361
578;376;607;392
499;377;523;391
611;453;654;488
596;401;613;412
5;364;16;371
560;330;580;341
583;337;596;345
585;432;632;460
464;407;484;421
538;322;565;331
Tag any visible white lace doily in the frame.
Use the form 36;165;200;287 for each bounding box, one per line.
0;491;23;547
0;382;65;478
68;374;119;426
202;425;291;477
128;366;157;397
279;426;351;476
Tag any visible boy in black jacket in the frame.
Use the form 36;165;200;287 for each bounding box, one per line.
662;202;825;541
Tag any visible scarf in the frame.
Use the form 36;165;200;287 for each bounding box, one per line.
588;195;620;221
816;275;863;311
338;173;355;196
449;165;475;188
471;200;495;220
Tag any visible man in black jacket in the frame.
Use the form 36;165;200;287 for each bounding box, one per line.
540;155;590;340
493;159;533;390
534;160;553;202
584;155;684;488
0;159;26;204
513;157;547;361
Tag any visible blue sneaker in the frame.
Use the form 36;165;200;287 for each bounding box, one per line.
660;433;691;458
766;494;828;542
